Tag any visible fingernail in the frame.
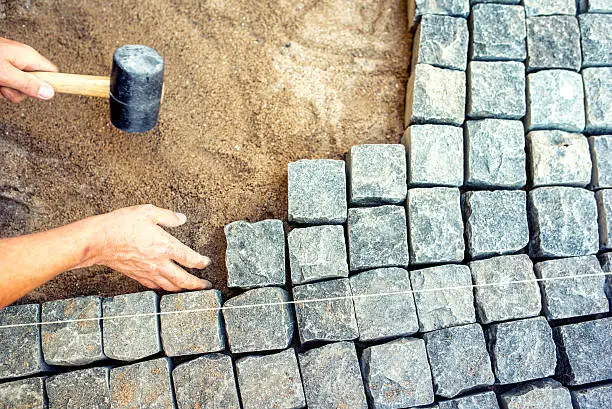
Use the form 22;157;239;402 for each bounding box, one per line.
38;83;54;100
200;279;213;289
201;256;211;267
175;212;187;223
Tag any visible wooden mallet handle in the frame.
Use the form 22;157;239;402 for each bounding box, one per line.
30;72;110;98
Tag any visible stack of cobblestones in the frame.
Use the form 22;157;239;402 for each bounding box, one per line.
1;0;611;408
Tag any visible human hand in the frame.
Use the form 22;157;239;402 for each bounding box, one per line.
0;37;58;103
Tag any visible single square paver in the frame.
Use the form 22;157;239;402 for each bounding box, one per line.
350;268;418;342
438;391;500;409
470;254;541;324
160;289;225;357
362;338;434;409
46;367;110;409
466;119;526;188
424;323;494;398
403;124;463;187
298;341;368;409
405;64;466;127
411;264;475;332
173;353;240;409
471;4;526;61
41;295;105;366
293;278;358;345
0;377;45;409
580;14;612;67
529;187;599;257
468;61;526;119
236;349;305;409
526;16;581;72
408;0;469;28
524;0;576;16
225;219;285;289
223;287;294;353
598;189;612;249
535;256;609;320
500;379;573;409
579;0;612;13
571;384;612;409
465;190;529;258
413;15;468;71
407;188;464;264
590;135;612;188
528;130;591;187
288;159;347;225
110;358;174;409
527;70;585;132
583;67;612;134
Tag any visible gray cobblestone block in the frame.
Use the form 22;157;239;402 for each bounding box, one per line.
110;358;174;409
350;268;418;342
466;119;526;188
236;349;305;409
362;338;434;409
225;219;285;289
571;384;612;409
288;159;347;225
224;287;294;353
526;16;581;72
583;67;612;134
46;367;110;409
424;323;494;398
580;14;612;67
0;304;46;379
288;225;348;285
470;254;541;324
526;70;585;132
601;252;612;301
465;190;529;258
529;187;599;257
405;64;466;127
524;0;576;16
528;130;591;187
348;205;409;271
438;391;500;409
160;289;225;357
413;15;468;71
102;291;160;361
298;341;368;409
403;124;463;187
293;278;358;344
468;61;526;119
598;190;612;249
579;0;612;13
173;353;240;409
535;256;609;320
408;0;469;28
411;265;475;332
500;379;573;409
590;135;612;188
471;4;526;61
554;318;612;385
347;144;407;206
41;295;105;366
407;188;464;264
0;377;45;409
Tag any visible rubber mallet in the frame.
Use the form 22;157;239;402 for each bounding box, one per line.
31;45;164;133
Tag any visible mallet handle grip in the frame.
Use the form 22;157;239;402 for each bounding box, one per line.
30;72;110;99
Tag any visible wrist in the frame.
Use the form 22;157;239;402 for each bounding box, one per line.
69;214;108;269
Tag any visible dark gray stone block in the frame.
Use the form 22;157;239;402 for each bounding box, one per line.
408;0;470;28
0;377;45;409
500;379;573;409
600;252;612;302
571;384;612;409
468;61;526;120
110;358;174;409
288;159;347;225
438;391;500;409
583;67;612;134
524;0;576;16
590;135;612;188
225;219;285;289
580;14;612;68
298;341;368;409
471;4;526;61
361;338;434;409
598;189;612;250
413;15;468;71
526;16;581;72
46;367;110;409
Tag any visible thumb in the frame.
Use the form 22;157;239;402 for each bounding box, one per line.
1;65;54;100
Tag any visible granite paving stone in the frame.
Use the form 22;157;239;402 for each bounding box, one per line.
579;0;612;13
598;189;612;249
438;391;500;409
526;16;581;72
528;187;599;257
424;323;494;398
225;219;285;289
160;289;225;357
350;268;418;342
470;4;526;61
580;14;612;67
413;15;468;71
411;264;475;332
102;291;160;361
0;377;45;409
41;295;105;366
403;124;463;187
293;278;358;344
464;190;529;258
600;252;612;302
571;384;612;409
465;119;526;188
172;353;240;409
467;61;526;119
288;159;347;225
528;130;591;187
46;367;110;409
554;317;612;385
347;144;407;206
523;0;576;16
500;379;573;409
298;341;368;409
526;70;585;132
590;135;612;188
236;349;305;409
407;188;464;264
347;205;409;271
223;287;294;353
361;338;434;409
110;358;174;409
470;254;541;324
583;67;612;134
408;0;469;28
535;256;609;320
